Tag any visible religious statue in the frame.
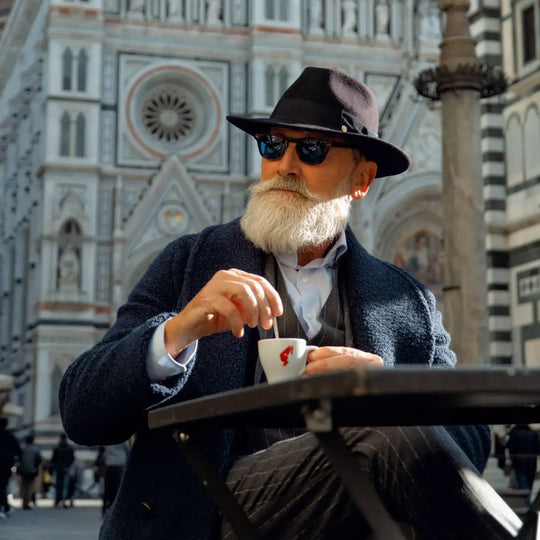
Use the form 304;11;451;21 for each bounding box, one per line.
375;0;390;38
342;0;357;35
168;0;183;20
309;0;323;34
417;0;441;41
130;0;145;12
58;245;80;292
206;0;221;25
128;0;145;19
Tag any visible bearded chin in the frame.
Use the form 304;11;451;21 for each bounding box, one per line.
241;190;352;254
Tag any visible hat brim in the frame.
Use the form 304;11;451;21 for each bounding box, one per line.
227;115;411;179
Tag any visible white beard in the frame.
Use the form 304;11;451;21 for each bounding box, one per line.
240;175;353;254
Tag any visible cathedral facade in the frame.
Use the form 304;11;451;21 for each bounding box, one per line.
0;0;537;437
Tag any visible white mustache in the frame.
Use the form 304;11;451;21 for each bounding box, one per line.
249;176;324;202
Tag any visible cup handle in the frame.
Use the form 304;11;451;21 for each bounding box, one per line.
300;345;319;375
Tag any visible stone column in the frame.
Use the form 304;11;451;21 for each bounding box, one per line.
439;0;488;364
414;1;505;364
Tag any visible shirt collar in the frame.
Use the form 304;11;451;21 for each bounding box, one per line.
274;230;348;270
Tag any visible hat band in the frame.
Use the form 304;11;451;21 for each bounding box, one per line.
340;111;378;138
270;98;378;138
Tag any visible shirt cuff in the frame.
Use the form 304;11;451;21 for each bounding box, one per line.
146;320;197;382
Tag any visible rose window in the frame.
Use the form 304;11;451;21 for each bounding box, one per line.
142;86;196;142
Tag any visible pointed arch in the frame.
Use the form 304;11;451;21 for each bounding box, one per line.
524;105;540;181
77;49;88;92
62;48;73;91
60;112;71;156
50;364;62;415
265;65;275;107
75;113;86;157
265;0;273;19
279;66;288;96
506;114;523;187
278;0;288;20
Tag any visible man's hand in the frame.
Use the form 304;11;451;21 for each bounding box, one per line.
305;346;383;375
164;269;283;357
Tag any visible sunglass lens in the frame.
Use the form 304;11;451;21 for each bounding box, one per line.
257;135;287;160
296;139;329;165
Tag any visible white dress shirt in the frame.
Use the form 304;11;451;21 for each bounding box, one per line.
146;231;348;382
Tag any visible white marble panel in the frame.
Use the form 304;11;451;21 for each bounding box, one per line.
489;341;514;357
488;316;513;331
525;339;540;366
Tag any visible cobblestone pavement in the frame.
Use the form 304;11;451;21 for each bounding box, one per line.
0;498;102;540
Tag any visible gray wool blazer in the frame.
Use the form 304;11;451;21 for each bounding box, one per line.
59;218;491;539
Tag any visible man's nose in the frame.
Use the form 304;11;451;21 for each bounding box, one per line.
276;143;302;177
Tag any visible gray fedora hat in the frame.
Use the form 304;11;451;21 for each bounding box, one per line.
227;67;410;178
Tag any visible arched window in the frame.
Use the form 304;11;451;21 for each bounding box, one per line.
77;49;88;92
506;115;523;187
265;65;275;107
265;0;288;21
265;0;274;19
50;364;62;416
62;48;73;91
278;0;288;20
61;219;82;237
75;113;85;157
264;65;288;107
279;66;288;96
60;112;71;156
524;106;540;180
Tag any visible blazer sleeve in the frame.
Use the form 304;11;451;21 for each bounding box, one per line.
59;235;198;446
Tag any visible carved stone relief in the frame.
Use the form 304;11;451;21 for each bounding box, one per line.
403;110;442;172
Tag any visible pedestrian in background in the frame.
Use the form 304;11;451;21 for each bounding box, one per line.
66;459;85;507
507;424;540;504
50;433;74;508
17;434;42;510
88;446;105;496
102;441;130;517
40;460;52;498
0;417;20;519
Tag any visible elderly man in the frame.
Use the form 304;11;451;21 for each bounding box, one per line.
60;67;522;539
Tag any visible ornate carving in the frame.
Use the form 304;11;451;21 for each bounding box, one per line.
157;202;188;235
415;63;507;100
142;86;196;143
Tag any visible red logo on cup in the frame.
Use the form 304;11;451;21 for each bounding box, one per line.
280;346;294;366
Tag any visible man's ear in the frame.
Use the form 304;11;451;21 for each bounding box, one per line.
351;161;377;200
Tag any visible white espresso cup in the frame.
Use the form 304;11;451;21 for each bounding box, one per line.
258;338;318;383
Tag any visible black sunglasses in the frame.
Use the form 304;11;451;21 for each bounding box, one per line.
254;134;351;165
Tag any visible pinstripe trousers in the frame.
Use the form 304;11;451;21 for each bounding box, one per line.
222;426;522;540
